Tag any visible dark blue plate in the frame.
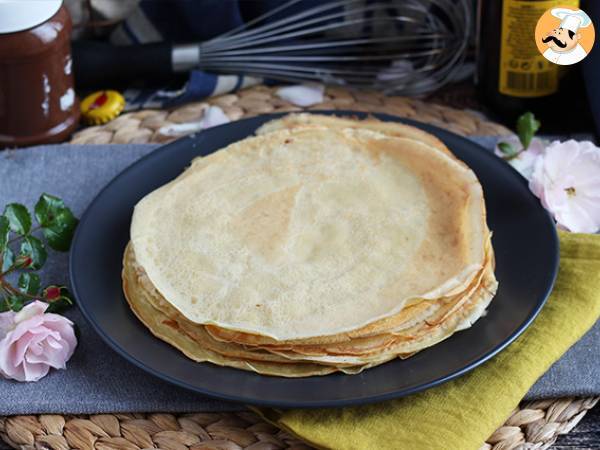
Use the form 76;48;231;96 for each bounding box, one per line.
70;112;558;408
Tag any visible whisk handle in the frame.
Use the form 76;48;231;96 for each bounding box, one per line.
72;41;176;88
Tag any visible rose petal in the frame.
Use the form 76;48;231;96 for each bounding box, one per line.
22;360;50;382
14;301;48;324
13;330;43;365
556;197;598;233
527;138;547;156
43;312;74;326
276;84;324;107
46;335;63;350
0;305;77;382
0;311;16;340
559;194;600;233
157;122;203;137
529;156;545;198
530;140;600;233
570;148;600;186
27;340;68;369
377;60;414;82
543;141;577;175
510;150;541;179
200;106;230;129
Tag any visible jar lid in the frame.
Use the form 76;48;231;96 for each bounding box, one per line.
0;0;62;34
80;90;126;125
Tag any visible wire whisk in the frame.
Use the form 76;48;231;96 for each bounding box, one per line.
73;0;471;96
196;0;471;95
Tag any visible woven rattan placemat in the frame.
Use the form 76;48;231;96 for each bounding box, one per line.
1;398;598;449
69;85;510;145
2;86;597;450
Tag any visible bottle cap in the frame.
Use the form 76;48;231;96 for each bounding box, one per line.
0;0;61;34
80;90;125;125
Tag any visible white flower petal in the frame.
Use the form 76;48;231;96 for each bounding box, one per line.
510;150;541;179
496;137;546;180
527;138;548;156
575;177;600;191
156;122;203;137
199;106;230;129
156;106;230;137
529;139;600;233
377;60;414;82
543;140;580;177
555;196;599;233
276;84;325;107
572;193;600;222
529;155;547;199
569;148;600;185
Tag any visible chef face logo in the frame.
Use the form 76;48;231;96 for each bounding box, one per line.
542;27;579;52
535;6;595;65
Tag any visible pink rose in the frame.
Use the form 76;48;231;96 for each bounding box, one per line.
529;140;600;233
0;301;77;382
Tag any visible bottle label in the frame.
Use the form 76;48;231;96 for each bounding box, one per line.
499;0;579;97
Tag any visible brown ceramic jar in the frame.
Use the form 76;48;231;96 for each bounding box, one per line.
0;1;79;147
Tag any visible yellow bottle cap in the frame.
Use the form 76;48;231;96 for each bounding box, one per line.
80;90;125;125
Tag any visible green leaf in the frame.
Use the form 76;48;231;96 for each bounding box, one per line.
0;294;26;312
516;112;540;150
2;247;14;272
497;142;518;157
41;210;78;252
35;194;78;251
34;193;68;226
7;295;25;312
18;272;40;295
3;204;31;236
34;194;62;226
44;285;74;313
19;236;47;270
0;216;9;253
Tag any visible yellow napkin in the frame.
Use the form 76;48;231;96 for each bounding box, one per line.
259;232;600;450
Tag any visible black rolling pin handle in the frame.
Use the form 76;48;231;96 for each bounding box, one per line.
71;41;177;88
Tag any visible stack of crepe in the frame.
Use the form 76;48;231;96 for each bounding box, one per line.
122;114;498;377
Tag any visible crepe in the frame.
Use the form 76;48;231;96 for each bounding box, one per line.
124;244;370;375
203;236;493;347
255;113;451;157
124;114;498;377
123;242;496;374
130;127;489;341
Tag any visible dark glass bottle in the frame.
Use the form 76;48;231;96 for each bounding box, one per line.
476;0;593;132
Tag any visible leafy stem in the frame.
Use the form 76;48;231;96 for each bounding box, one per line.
7;225;42;244
0;265;17;278
1;280;38;300
0;194;78;314
497;112;541;161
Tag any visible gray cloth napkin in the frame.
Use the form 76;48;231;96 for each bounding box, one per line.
0;140;598;415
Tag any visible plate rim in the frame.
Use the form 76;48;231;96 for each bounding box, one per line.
69;111;559;408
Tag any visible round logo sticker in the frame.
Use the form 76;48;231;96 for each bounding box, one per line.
535;6;595;66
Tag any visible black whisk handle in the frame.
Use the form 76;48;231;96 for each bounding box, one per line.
72;41;174;88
